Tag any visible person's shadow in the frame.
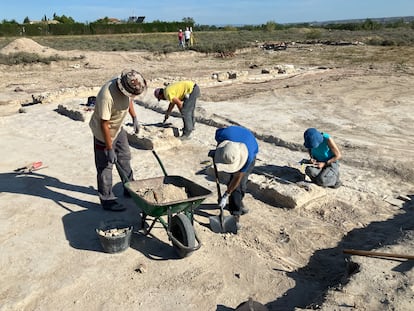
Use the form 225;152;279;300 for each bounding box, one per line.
0;171;140;252
0;170;209;258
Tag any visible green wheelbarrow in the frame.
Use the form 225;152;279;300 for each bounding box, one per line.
116;150;212;258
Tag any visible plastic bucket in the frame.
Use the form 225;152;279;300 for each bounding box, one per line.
96;221;133;254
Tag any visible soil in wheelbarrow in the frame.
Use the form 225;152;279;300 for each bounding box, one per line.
134;184;188;204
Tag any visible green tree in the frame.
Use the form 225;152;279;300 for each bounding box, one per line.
53;14;75;24
1;19;18;24
95;17;111;24
182;17;194;25
23;16;30;24
264;21;277;32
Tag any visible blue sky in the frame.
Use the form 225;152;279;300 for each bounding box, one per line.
1;0;413;25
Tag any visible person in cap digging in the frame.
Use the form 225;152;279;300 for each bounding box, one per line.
89;69;147;211
303;127;342;188
211;126;259;229
153;80;200;140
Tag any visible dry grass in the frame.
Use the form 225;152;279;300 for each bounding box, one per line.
1;28;413;68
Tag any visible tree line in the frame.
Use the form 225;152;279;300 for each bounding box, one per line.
1;13;413;37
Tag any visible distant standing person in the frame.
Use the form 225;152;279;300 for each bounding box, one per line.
89;69;147;211
303;127;342;188
189;26;194;46
153;80;200;139
184;27;191;47
178;29;185;48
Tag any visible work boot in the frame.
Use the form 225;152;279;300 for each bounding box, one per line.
102;200;126;212
179;132;192;141
330;180;342;189
241;207;249;215
234;215;241;230
123;187;131;198
239;202;249;215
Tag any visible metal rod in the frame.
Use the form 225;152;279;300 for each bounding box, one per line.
343;249;414;260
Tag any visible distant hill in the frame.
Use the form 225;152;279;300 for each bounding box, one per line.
309;16;414;26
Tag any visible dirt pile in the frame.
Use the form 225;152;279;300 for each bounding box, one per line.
0;38;59;56
136;184;188;204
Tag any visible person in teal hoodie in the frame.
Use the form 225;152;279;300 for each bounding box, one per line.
303;128;342;188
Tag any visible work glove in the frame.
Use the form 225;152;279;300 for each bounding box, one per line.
219;192;229;209
208;149;216;158
104;149;117;164
132;116;140;134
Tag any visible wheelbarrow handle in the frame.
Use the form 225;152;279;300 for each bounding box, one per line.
152;150;168;176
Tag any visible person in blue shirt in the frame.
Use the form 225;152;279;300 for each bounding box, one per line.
303;128;342;188
212;126;259;229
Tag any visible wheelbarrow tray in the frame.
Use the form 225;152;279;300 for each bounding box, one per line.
125;175;212;218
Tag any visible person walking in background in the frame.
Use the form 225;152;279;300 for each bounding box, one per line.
303;127;342;188
210;125;259;229
153;80;200;140
89;69;147;211
184;27;191;47
178;29;185;48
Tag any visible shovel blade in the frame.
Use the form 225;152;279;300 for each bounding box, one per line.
209;215;238;234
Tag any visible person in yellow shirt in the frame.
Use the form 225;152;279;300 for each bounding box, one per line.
154;80;200;139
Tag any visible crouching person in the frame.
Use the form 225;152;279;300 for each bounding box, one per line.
303;127;342;188
211;126;259;229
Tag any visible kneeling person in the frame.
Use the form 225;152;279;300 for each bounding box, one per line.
303;127;342;188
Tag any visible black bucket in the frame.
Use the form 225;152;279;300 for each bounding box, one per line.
96;221;133;254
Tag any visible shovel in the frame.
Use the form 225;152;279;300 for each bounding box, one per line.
209;159;238;234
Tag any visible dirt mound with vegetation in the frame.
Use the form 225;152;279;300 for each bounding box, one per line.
0;37;60;56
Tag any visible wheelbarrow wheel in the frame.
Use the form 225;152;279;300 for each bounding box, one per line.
170;214;195;258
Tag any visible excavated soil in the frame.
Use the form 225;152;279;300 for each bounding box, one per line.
0;38;413;311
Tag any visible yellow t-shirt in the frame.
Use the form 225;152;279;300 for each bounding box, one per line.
164;81;195;102
89;79;130;142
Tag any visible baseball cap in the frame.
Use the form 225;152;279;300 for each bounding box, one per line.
304;128;323;149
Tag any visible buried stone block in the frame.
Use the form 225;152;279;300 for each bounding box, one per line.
247;174;325;209
57;98;95;122
127;124;181;151
204;166;325;209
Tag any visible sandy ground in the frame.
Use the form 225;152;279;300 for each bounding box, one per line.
0;38;414;311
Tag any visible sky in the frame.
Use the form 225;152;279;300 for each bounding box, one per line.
1;0;413;25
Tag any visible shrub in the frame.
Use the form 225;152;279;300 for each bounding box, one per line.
0;52;64;65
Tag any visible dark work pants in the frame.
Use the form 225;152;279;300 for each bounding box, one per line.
305;161;340;187
228;158;256;215
93;128;133;206
181;84;200;136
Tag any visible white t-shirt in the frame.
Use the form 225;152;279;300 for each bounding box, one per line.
184;30;191;40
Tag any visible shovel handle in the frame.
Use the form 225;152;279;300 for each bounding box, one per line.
212;159;225;226
343;249;414;260
212;160;222;199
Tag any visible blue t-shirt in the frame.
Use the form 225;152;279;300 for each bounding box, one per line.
311;133;334;162
215;126;259;172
